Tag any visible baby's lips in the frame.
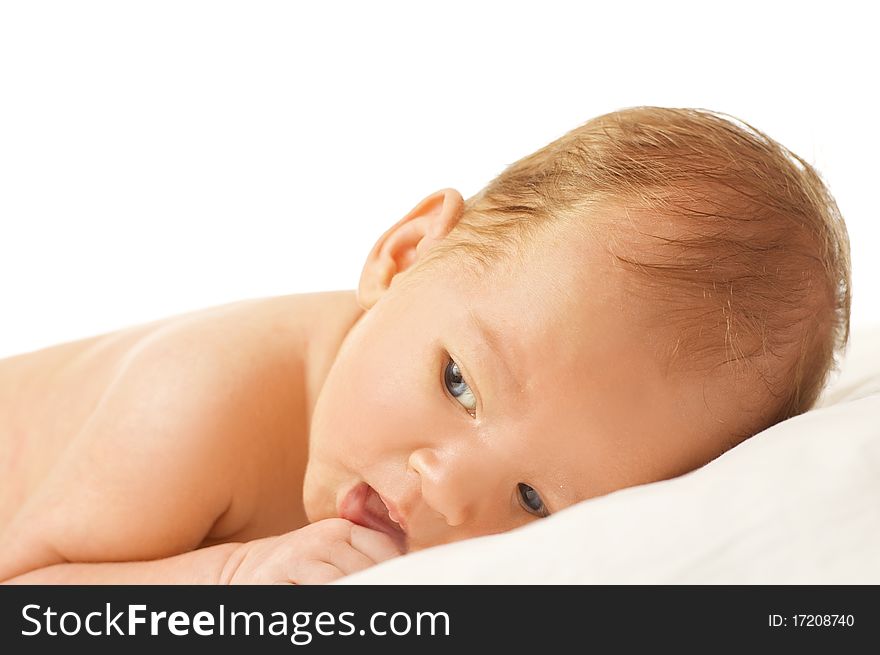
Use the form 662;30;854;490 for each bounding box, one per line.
339;482;408;552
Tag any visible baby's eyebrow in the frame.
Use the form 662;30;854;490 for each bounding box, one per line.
465;308;522;397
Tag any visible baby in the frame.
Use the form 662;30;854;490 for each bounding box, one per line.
0;106;851;584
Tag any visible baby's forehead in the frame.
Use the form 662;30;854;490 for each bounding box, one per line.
420;199;811;366
445;217;786;386
411;228;651;349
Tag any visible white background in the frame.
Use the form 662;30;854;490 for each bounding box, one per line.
1;0;877;359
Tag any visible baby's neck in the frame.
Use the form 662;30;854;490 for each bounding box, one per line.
301;290;366;434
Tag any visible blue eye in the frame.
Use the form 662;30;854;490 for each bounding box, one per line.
517;483;549;518
443;357;477;417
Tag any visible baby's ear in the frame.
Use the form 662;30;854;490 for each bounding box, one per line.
357;188;464;309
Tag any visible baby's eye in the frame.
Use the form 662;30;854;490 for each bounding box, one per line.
517;483;549;518
443;357;477;417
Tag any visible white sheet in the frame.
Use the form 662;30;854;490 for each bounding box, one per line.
338;324;880;584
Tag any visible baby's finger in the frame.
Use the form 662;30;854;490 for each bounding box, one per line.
296;560;346;585
348;524;405;563
326;540;378;575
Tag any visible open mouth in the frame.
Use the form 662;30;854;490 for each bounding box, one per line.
338;482;407;551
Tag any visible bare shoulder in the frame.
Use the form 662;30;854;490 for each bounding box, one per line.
0;290;362;580
194;289;364;433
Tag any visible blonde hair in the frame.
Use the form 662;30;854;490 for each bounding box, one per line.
417;106;851;436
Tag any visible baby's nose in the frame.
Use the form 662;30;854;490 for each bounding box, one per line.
407;447;484;527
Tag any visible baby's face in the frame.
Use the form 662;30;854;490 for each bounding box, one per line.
304;224;747;553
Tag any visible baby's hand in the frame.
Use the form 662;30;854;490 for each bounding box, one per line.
221;518;404;585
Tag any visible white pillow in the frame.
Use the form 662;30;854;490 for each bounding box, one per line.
338;324;880;584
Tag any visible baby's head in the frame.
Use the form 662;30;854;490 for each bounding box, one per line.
304;106;851;552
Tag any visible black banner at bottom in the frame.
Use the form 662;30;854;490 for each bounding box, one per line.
1;585;876;652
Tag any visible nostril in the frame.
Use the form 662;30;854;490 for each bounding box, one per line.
444;509;467;528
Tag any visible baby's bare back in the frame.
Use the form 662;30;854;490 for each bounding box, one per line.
0;291;360;582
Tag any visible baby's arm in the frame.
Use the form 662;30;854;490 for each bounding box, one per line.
2;523;400;585
0;319;401;585
2;542;239;584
